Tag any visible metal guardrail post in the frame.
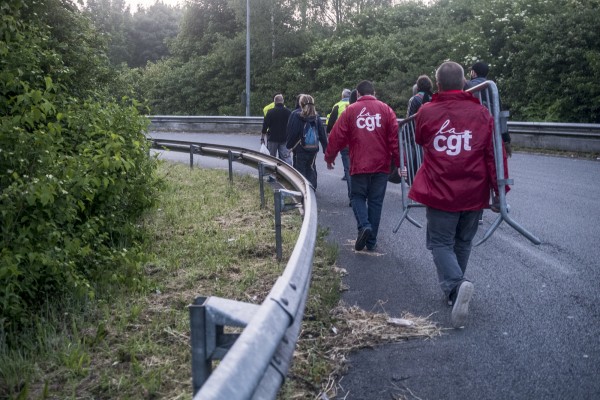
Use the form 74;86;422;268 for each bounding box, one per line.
273;189;303;262
258;162;266;209
274;191;283;261
189;145;195;169
228;150;234;182
190;296;211;395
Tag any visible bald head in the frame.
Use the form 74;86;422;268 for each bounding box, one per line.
435;61;465;92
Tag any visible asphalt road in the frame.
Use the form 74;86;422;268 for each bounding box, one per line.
149;132;600;400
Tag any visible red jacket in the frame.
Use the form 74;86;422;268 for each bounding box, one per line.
324;95;399;175
408;90;509;212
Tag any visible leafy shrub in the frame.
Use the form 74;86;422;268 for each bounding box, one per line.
0;0;161;333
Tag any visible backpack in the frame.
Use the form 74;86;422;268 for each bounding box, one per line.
300;120;319;152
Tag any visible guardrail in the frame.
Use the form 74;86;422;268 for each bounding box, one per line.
149;138;317;399
148;116;600;153
507;121;600;152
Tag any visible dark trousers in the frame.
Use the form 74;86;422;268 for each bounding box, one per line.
350;173;388;248
425;207;482;297
293;151;318;189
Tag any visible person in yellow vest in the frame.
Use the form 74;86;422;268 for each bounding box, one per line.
326;88;352;205
263;97;276;116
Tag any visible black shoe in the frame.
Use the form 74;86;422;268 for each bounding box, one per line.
450;281;474;328
341;176;347;181
355;227;372;251
348;201;352;207
366;243;378;251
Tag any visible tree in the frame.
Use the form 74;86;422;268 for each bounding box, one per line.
127;2;182;67
172;0;239;60
83;0;133;66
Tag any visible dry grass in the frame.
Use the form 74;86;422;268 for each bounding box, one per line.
286;297;441;399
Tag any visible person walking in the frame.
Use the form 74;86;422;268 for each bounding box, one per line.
408;61;509;328
465;61;512;156
324;80;400;252
261;94;292;164
326;88;352;204
286;94;328;189
406;75;434;117
263;95;276;116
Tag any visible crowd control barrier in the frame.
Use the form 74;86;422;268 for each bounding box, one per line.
149;139;317;399
393;81;541;246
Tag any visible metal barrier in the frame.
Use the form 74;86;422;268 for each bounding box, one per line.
393;81;541;246
149;139;317;399
148;116;600;153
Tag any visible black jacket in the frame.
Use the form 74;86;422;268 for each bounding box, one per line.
262;104;292;142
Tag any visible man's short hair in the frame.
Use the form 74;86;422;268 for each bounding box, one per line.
342;88;352;98
416;75;433;93
274;94;284;104
436;62;465;91
349;89;358;104
356;80;375;96
471;61;489;78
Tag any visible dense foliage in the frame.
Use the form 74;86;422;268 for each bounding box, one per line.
0;0;160;332
87;0;600;122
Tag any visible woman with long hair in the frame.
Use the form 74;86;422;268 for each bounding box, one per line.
286;94;328;189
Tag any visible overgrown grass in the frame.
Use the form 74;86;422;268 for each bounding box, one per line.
1;161;438;400
0;162;307;398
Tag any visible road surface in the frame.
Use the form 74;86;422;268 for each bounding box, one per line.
149;132;600;399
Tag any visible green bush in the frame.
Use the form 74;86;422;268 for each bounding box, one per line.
0;0;161;333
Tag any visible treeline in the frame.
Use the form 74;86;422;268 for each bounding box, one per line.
85;0;600;122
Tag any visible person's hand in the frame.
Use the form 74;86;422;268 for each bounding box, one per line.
326;161;335;170
490;195;500;213
504;142;513;157
400;166;408;179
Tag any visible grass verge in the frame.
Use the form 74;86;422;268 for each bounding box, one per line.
1;161;439;400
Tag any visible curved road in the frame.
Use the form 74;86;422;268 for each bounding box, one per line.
149;132;600;399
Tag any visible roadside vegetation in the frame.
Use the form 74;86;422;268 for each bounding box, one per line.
0;162;302;398
1;162;440;399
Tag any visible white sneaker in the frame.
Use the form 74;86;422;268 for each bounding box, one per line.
451;281;474;328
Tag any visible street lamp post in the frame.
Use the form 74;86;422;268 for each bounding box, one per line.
245;0;250;116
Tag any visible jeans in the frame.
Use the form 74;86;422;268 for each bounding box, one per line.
267;140;292;165
425;207;482;297
293;151;318;189
350;173;388;249
340;147;351;200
